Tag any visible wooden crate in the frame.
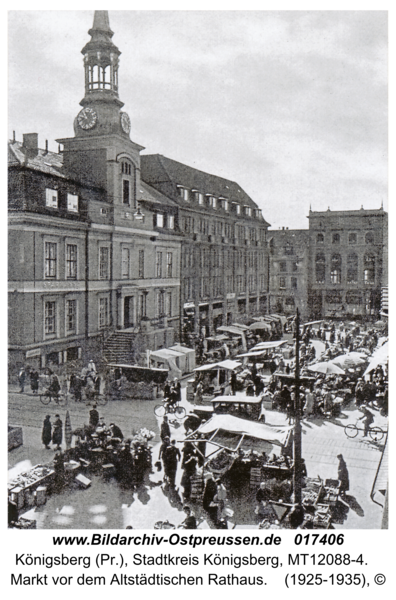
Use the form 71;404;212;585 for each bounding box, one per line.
190;475;205;501
35;486;47;506
10;487;25;509
250;467;262;489
75;473;92;488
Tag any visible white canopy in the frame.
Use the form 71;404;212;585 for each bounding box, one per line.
194;359;241;372
197;414;292;447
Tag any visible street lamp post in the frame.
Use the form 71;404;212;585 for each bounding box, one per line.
293;307;302;506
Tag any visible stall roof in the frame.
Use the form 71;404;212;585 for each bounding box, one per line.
108;363;167;372
237;350;270;358
250;341;288;350
169;345;194;355
217;325;245;336
232;323;250;331
206;335;228;342
196;414;292;447
211;395;263;404
303;320;324;327
270;314;287;325
248;322;272;331
150;348;185;359
194;359;241;372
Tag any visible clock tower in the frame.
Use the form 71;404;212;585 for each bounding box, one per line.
58;10;143;201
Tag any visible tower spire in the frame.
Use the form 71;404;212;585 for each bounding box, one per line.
91;10;113;35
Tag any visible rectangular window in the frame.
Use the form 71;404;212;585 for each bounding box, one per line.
66;244;77;279
196;193;204;205
292;262;298;272
45;242;57;278
66;299;77;334
237;275;244;293
279;277;286;289
138;250;144;278
166;252;173;278
99;297;109;328
156;214;164;227
122;248;130;279
168;215;175;229
279;261;287;272
99;247;109;279
139;294;147;318
123;180;130;204
45;301;56;336
157;291;165;317
67;193;79;212
166;292;172;317
156;251;163;278
45;188;58;209
291;277;297;289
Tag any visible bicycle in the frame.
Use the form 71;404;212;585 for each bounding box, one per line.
39;391;68;406
154;401;186;419
344;422;385;442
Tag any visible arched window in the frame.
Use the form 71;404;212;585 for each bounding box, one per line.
330;254;341;284
317;233;324;244
365;231;374;244
364;254;375;284
315;253;325;283
347;253;358;283
348;233;357;244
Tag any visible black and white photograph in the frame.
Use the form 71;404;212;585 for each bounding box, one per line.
8;9;388;533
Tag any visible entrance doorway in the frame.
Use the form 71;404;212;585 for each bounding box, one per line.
124;296;134;329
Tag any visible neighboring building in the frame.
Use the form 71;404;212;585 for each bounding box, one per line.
307;208;388;320
141;154;271;338
267;228;310;318
8;11;182;370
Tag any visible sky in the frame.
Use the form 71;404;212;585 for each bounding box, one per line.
8;10;388;229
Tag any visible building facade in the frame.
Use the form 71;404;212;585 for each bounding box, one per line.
267;228;310;318
141;154;270;339
307;208;387;320
8;12;182;371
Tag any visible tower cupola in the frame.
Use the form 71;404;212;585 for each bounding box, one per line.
80;10;123;107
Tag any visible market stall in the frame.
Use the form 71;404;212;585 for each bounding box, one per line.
210;395;265;421
106;364;168;400
187;359;242;405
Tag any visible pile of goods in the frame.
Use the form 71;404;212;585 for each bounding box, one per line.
130;428;156;446
320;479;341;506
207;449;235;475
302;477;323;508
9;465;53;489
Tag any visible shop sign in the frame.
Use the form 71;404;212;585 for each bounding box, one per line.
226;293;236;300
26;348;41;358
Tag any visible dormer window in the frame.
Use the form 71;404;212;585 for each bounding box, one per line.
254;208;262;218
177;186;189;201
67;193;79;213
193;191;204;205
46;188;58;209
244;206;252;217
220;198;228;211
156;214;164;228
232;203;241;215
206;195;217;209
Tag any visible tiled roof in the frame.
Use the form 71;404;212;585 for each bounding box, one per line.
309;208;387;217
138;180;178;209
141;153;262;211
8;140;65;178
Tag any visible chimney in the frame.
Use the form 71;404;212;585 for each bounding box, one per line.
23;133;39;157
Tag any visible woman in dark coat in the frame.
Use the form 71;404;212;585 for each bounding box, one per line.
42;415;52;449
52;414;63;450
30;369;40;393
337;454;349;497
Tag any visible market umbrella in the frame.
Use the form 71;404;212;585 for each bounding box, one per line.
307;362;345;375
248;321;272;331
64;410;73;449
331;353;367;369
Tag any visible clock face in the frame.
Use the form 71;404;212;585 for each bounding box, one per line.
121;112;131;134
77;107;97;130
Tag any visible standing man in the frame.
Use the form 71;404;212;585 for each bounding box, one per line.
337;454;350;498
164;440;181;488
18;367;26;393
52;414;63;451
160;416;171;442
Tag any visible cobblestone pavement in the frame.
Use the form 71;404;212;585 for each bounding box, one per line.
8;382;387;529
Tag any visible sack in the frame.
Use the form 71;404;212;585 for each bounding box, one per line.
154;461;162;472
